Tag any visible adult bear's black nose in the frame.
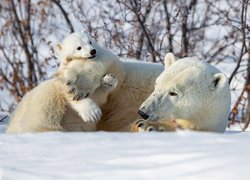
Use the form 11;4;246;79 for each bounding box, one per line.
138;110;149;120
90;49;96;55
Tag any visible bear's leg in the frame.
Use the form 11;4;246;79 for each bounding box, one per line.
90;73;118;106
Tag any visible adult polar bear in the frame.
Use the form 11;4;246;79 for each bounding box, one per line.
7;31;163;132
131;53;231;133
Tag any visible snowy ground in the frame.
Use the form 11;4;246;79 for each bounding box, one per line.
0;115;250;180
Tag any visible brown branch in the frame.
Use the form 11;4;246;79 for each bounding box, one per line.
243;42;250;130
129;0;157;62
228;0;248;84
51;0;74;33
0;69;22;98
10;0;35;87
163;0;173;53
26;0;40;82
180;0;197;57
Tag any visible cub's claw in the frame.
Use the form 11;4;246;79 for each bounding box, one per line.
68;87;75;94
85;92;90;98
67;83;89;101
72;91;90;101
73;92;83;101
66;81;72;86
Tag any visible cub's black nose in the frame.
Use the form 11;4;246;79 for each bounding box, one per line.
90;49;96;55
138;110;149;120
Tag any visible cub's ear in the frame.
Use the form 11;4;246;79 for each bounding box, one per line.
209;73;228;91
164;53;176;69
54;43;62;56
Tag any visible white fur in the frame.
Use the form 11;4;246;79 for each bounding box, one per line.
139;53;231;132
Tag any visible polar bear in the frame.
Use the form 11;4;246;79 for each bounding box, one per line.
131;53;231;133
7;32;118;133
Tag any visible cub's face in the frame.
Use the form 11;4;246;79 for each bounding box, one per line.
55;31;98;62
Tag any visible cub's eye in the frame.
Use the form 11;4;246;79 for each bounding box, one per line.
169;92;178;96
89;41;92;44
77;47;81;50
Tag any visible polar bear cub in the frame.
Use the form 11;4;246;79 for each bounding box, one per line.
54;32;118;123
7;32;117;133
135;53;231;133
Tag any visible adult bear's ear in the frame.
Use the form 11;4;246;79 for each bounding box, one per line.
164;53;176;69
54;43;62;56
209;73;228;91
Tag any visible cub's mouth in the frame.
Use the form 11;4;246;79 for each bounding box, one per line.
87;55;96;59
66;55;97;62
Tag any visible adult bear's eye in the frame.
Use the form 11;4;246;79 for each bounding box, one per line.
77;47;81;50
89;41;92;44
169;91;178;96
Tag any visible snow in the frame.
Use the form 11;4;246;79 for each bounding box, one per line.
0;117;250;180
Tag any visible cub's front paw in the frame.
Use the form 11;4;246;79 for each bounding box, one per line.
66;81;90;101
70;98;102;123
101;74;118;91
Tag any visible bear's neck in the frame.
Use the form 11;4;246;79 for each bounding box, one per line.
189;108;228;133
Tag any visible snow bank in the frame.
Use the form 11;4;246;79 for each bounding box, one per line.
0;121;250;180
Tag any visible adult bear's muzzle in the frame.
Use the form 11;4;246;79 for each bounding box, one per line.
138;110;149;120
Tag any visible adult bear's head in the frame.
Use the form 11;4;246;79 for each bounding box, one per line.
138;53;231;132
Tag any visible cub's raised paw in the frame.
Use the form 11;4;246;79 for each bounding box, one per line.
130;119;177;132
101;74;118;91
70;98;102;123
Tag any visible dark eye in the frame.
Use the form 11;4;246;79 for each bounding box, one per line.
169;92;178;96
77;47;81;50
89;41;92;44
